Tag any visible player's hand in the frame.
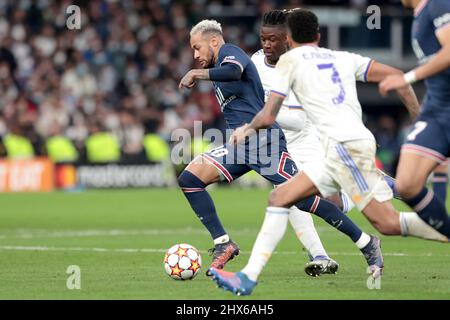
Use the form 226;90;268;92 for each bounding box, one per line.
230;124;249;145
379;74;408;96
178;70;197;89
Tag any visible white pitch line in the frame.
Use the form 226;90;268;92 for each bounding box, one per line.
0;245;447;257
0;228;247;239
0;227;336;239
0;245;167;253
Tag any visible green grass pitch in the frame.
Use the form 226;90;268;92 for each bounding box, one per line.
0;187;448;299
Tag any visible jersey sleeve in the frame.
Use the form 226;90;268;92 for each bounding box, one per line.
429;0;450;35
346;52;374;82
218;45;249;73
284;92;303;108
270;54;295;98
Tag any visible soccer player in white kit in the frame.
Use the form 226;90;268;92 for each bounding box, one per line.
251;9;348;277
208;8;447;296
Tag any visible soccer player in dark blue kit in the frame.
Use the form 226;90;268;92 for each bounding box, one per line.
178;19;381;275
380;0;450;240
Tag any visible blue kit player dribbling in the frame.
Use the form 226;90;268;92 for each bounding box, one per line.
178;19;381;282
380;0;450;239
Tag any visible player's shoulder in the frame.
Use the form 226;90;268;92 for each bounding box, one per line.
251;49;264;64
251;49;264;59
219;43;249;61
220;43;245;55
333;48;366;62
280;47;300;60
278;47;308;65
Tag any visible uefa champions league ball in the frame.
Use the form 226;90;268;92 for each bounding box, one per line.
163;243;202;280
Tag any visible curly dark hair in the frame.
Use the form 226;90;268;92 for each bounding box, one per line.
287;8;320;44
262;9;289;26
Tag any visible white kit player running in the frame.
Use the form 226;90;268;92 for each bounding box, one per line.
252;50;342;275
208;8;447;296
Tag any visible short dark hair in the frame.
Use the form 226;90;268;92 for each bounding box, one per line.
262;9;289;27
287;9;320;44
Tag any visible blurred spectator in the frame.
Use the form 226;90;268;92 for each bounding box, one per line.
374;115;402;175
0;0;413;165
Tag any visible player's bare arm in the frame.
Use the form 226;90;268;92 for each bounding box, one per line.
230;93;284;145
379;25;450;95
367;61;420;119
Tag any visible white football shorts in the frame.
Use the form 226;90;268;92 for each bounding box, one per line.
303;136;393;211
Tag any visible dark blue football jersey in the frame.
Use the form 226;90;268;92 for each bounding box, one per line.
412;0;450;121
212;43;283;132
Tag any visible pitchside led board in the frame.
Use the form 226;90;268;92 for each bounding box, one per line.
0;158;54;192
0;158;175;192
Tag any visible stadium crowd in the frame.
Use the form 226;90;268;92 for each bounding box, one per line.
0;0;408;172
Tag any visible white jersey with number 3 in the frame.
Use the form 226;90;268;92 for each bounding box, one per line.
251;49;324;166
271;45;376;142
251;49;307;132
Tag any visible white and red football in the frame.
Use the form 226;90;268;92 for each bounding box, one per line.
163;243;202;280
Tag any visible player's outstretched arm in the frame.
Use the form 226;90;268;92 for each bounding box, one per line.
368;61;420;119
379;25;450;95
230;92;284;145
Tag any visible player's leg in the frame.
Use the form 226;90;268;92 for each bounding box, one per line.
236;170;371;283
179;158;224;241
318;139;394;276
333;137;448;243
395;152;450;240
247;146;370;280
327;191;355;213
272;171;374;248
395;118;450;239
208;172;313;295
286;137;338;275
328;171;398;214
275;153;372;254
288;207;339;276
432;160;448;203
208;145;297;294
287;148;377;254
178;145;249;270
208;170;374;294
209;139;369;293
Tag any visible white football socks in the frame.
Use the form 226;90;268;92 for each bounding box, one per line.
241;206;290;282
213;234;230;245
399;211;448;242
355;232;371;249
288;206;328;259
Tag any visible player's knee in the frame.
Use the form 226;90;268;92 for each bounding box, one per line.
178;170;206;188
268;189;283;207
396;178;423;199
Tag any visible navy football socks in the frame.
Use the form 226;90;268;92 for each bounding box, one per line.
178;170;226;240
432;172;448;203
404;187;450;238
296;196;363;242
